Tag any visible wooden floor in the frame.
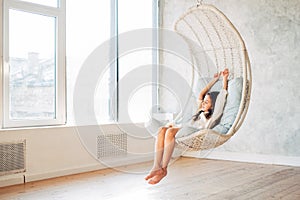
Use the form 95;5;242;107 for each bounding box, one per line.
0;157;300;200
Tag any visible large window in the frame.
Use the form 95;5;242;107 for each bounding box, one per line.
2;0;66;128
1;0;158;128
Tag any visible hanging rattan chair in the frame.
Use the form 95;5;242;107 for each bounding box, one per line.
172;3;252;151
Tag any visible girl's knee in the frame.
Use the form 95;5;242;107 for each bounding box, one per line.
159;126;167;132
157;127;167;138
165;128;178;140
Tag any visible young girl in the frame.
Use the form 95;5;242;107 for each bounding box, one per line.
145;68;229;185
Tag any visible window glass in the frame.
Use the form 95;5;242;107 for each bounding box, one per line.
66;0;113;124
9;9;56;120
128;85;152;123
118;0;154;123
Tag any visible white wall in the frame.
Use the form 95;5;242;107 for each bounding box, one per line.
161;0;300;165
0;125;154;187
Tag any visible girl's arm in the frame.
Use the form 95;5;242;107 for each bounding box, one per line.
198;72;221;100
222;68;229;90
208;68;229;128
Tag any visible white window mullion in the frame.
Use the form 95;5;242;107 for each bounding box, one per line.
55;0;66;124
3;0;12;127
0;1;3;128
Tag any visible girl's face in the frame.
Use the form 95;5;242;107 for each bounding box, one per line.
201;94;213;112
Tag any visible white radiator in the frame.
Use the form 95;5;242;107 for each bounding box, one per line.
0;140;26;176
97;130;127;159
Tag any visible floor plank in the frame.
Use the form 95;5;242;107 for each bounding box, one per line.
0;157;299;200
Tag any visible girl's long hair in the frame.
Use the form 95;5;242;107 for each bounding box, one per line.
192;93;213;121
192;109;213;121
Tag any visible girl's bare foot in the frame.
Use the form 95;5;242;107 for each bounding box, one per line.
145;168;164;181
148;168;167;185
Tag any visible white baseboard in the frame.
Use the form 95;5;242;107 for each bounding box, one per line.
0;173;25;188
0;154;153;188
183;151;300;167
25;154;153;183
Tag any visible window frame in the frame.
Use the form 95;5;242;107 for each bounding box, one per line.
2;0;66;128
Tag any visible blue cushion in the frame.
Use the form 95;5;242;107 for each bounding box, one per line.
213;77;243;134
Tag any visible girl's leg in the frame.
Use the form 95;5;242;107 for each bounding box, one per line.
145;126;168;181
148;127;180;184
162;127;180;168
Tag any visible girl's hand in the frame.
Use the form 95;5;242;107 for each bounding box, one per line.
214;71;222;80
222;68;229;90
222;68;229;79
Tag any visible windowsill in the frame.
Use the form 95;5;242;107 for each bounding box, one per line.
0;112;176;132
0;122;147;132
